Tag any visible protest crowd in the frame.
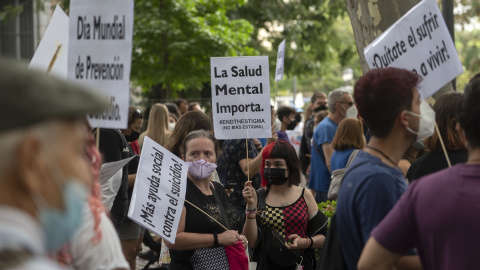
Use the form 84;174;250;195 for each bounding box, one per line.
2;1;480;270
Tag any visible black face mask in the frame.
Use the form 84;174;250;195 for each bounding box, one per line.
125;130;140;142
264;168;288;185
286;120;297;130
314;104;327;113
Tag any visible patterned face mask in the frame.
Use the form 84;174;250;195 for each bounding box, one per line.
186;159;217;180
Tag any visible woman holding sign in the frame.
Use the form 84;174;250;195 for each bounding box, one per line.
166;130;248;270
242;141;329;270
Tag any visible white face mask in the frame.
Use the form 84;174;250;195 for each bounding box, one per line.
346;106;358;118
405;100;435;140
168;122;175;131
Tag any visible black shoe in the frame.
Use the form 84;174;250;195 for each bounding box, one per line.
138;250;155;261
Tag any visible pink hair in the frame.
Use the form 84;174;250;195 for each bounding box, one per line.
85;126;104;244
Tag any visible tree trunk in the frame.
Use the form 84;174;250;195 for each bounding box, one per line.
346;0;453;97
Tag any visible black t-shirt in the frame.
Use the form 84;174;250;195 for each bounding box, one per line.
97;128;130;229
127;143;139;198
169;179;243;270
407;149;468;182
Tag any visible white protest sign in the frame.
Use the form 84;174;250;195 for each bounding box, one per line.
211;56;271;140
275;40;286;82
99;156;136;185
29;5;69;79
68;0;134;129
364;0;463;100
128;136;188;244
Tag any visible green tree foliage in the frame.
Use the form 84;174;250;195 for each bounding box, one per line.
0;4;23;23
455;28;480;91
275;16;361;99
235;0;351;79
454;0;480;28
132;0;256;99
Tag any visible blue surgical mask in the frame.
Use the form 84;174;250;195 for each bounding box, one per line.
36;181;87;252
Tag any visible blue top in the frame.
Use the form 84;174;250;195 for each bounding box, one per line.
257;138;268;147
336;151;408;270
308;117;338;192
330;148;356;172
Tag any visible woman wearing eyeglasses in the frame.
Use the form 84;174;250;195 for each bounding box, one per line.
242;141;329;270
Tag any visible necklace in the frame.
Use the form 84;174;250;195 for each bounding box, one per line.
366;146;398;167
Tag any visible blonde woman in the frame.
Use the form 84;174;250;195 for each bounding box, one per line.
139;103;171;149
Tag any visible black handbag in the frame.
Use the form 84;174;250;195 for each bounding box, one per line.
316;213;347;270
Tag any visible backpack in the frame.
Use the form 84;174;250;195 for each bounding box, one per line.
328;150;360;200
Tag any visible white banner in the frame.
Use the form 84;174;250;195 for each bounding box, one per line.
128;136;188;244
68;0;134;129
211;56;271;139
29;5;69;79
364;0;463;100
275;40;286;82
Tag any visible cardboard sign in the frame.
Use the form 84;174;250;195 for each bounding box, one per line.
99;156;136;185
29;5;69;79
68;0;134;129
128;137;188;244
364;0;463;99
211;56;271;139
275;40;286;82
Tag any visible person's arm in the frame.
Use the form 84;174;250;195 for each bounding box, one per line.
322;142;334;172
358;238;421;270
239;152;263;178
304;188;326;248
242;181;258;249
127;174;136;187
164;206;240;250
239;136;276;178
358;237;401;270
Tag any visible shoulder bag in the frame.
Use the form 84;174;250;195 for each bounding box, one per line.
328;150;360;200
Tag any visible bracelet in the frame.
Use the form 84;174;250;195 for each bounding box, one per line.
306;236;314;249
247;216;256;220
213;233;219;247
303;238;311;249
245;208;257;214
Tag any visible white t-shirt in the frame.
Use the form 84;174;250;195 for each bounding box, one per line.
101;169;122;211
68;205;129;270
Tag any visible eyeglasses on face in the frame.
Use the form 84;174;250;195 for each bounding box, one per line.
339;102;354;107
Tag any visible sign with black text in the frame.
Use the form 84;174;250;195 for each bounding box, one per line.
364;0;462;99
68;0;134;129
128;137;188;244
211;56;271;139
275;40;286;82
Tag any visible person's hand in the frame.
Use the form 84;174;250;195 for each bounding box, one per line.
218;230;241;246
267;125;278;144
285;234;309;250
242;181;257;208
251;138;263;152
238;235;248;250
225;188;234;196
